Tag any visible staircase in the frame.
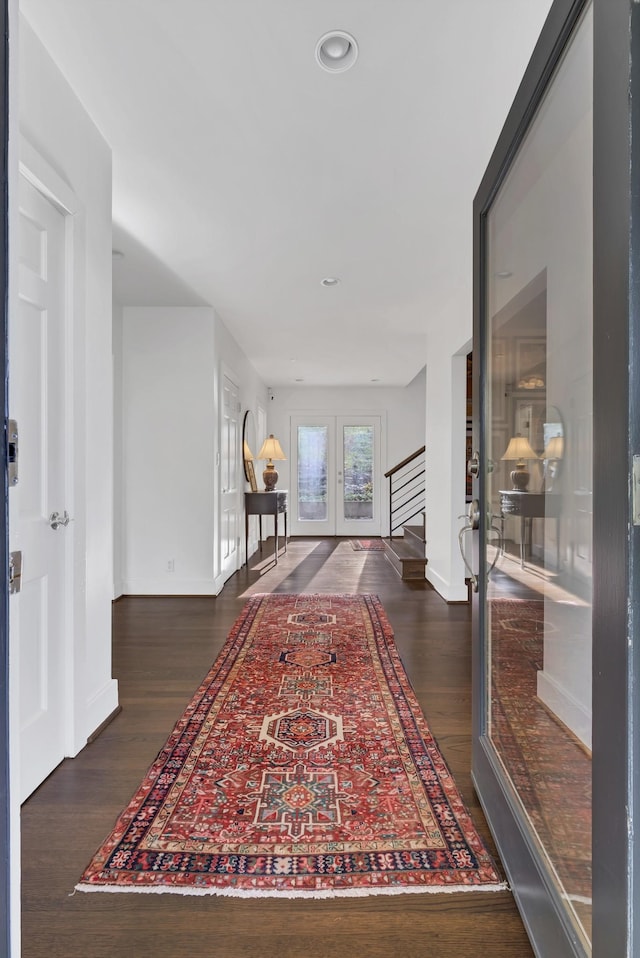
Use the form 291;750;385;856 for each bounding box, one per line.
383;446;427;580
384;512;427;580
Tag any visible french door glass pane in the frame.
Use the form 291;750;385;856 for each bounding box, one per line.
484;6;592;951
297;425;328;522
342;425;374;521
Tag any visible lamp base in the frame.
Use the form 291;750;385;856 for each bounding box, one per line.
263;465;278;491
510;467;530;491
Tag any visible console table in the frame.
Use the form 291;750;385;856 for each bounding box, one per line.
244;490;288;566
499;490;560;568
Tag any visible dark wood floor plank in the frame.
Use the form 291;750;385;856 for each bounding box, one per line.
21;537;534;958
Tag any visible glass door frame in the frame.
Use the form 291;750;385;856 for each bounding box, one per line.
471;0;639;955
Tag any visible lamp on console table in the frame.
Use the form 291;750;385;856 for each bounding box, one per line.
500;434;539;491
256;434;286;491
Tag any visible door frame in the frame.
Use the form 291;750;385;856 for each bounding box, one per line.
217;364;241;584
472;0;638;954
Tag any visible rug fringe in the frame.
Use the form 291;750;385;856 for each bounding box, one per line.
74;881;508;899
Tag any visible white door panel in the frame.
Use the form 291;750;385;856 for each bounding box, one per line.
11;174;69;801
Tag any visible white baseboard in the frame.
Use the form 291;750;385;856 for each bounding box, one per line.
425;565;468;603
122;577;219;596
537;670;592;750
68;677;120;757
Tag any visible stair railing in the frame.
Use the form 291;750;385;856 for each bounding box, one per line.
384;446;426;538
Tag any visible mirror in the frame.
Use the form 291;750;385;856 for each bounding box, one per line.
542;403;564;489
242;409;257;489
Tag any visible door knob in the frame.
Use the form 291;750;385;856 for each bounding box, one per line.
458;500;480;591
49;510;71;530
457;500;501;593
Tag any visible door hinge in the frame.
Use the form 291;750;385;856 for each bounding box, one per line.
9;551;22;594
7;419;18;486
633;455;640;526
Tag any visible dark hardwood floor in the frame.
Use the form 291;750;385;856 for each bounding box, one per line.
21;537;534;958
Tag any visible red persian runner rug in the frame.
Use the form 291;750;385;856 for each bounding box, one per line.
78;593;503;898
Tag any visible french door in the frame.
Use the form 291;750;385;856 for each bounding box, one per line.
470;1;640;955
290;416;381;537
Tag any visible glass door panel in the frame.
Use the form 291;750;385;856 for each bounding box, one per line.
298;425;329;522
479;4;593;954
342;425;374;522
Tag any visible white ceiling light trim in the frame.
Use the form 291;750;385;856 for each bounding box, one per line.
321;277;340;287
315;31;358;73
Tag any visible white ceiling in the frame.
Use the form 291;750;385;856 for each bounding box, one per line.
20;0;553;387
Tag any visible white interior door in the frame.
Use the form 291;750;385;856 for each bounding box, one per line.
290;415;381;536
220;373;240;581
11;173;69;802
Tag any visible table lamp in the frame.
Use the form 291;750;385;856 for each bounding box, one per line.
501;434;538;491
257;434;286;491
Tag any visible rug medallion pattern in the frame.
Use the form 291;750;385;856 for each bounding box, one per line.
78;593;503;897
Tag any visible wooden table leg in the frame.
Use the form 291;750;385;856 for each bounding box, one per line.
274;512;279;563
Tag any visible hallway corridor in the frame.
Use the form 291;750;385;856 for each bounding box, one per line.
21;537;533;958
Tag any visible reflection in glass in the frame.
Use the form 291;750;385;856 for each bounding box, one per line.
484;5;592;951
342;425;374;521
297;425;328;521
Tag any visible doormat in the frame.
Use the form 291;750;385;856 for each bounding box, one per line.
77;593;504;898
351;539;386;551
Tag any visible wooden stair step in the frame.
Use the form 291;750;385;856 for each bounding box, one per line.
383;538;428;580
402;525;426;554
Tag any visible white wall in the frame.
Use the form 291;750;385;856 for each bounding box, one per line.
267;368;426;536
119;306;267;594
11;15;118;955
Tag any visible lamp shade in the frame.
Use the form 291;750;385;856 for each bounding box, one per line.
500;435;538;462
257;435;286;462
543;435;564;460
243;440;254;461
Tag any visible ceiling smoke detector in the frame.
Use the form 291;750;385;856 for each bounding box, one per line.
315;31;358;73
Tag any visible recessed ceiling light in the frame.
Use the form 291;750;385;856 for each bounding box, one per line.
295;378;304;383
321;277;340;287
371;378;381;383
316;31;358;73
112;249;124;259
496;270;512;278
